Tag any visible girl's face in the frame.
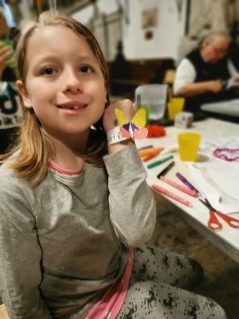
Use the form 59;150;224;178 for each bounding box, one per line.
18;25;107;143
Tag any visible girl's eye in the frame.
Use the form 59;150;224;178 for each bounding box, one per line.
80;65;92;73
42;67;56;75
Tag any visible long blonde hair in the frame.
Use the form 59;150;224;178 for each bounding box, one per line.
1;10;110;186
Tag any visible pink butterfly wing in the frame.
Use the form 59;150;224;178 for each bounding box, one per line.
120;126;131;139
133;127;148;140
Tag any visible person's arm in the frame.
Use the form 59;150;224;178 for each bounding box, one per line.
103;144;156;247
0;176;53;319
102;99;156;246
0;42;15;81
174;58;223;97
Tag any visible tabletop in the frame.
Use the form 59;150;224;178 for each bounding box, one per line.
136;118;239;263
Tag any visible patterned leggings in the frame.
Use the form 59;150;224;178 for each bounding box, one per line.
117;246;227;319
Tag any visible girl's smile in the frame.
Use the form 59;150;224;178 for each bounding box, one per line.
57;101;88;110
56;100;89;115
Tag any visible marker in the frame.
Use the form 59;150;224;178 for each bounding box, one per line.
137;145;153;151
157;161;175;178
147;155;174;169
143;153;158;162
160;176;198;197
152;184;193;207
176;172;200;193
138;147;164;158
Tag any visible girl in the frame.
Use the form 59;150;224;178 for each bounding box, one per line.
0;10;226;319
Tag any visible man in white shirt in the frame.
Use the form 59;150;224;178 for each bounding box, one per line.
174;31;239;113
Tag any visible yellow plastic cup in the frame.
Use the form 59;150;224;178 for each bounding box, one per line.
167;98;185;120
178;132;201;162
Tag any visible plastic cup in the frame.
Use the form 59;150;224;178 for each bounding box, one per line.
178;132;201;162
135;84;167;121
167;98;185;120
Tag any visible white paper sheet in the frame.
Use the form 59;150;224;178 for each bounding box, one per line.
188;162;239;214
200;137;239;160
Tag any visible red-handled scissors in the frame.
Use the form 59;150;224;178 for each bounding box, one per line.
199;198;239;231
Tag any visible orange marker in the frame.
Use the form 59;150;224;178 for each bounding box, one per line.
138;147;164;158
143;153;158;162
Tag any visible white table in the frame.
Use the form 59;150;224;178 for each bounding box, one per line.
136;118;239;263
201;99;239;117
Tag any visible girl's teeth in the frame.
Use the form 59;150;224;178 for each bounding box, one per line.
69;106;80;109
59;104;85;109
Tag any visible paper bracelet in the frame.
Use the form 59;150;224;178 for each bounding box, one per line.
107;125;130;145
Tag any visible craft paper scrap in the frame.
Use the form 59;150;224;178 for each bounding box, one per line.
187;162;239;214
200;136;239;160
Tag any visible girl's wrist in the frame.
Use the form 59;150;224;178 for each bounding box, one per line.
106;125;128;145
106;125;134;154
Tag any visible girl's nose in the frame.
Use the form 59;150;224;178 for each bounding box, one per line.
62;69;82;94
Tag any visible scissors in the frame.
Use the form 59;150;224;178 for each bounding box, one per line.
199;198;239;231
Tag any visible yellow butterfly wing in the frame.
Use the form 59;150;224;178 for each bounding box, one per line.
131;108;147;128
115;108;128;125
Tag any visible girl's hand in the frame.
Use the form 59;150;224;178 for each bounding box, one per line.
103;99;135;132
103;99;136;154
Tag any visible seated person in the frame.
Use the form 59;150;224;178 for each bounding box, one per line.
173;31;239;113
0;8;16;81
110;40;132;95
111;40;131;79
0;82;20;154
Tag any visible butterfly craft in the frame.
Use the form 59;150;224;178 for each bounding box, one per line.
114;108;148;140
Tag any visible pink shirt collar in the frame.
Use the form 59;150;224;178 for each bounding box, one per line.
48;159;84;176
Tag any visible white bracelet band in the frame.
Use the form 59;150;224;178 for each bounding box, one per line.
107;125;129;145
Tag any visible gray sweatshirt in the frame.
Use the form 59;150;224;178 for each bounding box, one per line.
0;145;156;319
